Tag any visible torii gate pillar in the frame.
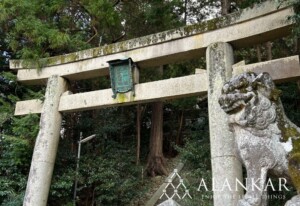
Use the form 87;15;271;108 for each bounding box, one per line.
24;75;67;206
207;42;243;205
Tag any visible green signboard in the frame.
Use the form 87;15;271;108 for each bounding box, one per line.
107;58;134;98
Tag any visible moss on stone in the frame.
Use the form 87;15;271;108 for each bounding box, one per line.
279;123;300;143
43;52;79;67
117;41;127;51
102;44;114;56
292;137;300;155
116;93;126;103
276;102;300;155
270;88;282;101
92;48;101;57
288;153;300;192
272;96;300;194
115;92;135;103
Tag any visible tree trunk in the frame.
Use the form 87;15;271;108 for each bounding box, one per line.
295;38;300;94
297;38;300;55
294;37;298;54
120;107;124;144
184;0;188;25
176;111;184;146
136;104;141;165
256;45;262;62
146;101;167;176
266;41;272;60
221;0;231;15
146;65;167;176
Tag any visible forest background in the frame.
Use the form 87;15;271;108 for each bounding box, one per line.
0;0;300;205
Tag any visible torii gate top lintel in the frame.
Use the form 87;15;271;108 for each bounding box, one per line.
11;0;300;116
9;0;294;85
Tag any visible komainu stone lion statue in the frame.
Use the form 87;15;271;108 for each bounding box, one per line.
218;72;300;206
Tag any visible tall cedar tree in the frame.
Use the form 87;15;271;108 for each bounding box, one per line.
146;66;168;176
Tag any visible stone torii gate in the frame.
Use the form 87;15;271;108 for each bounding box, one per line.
10;1;300;205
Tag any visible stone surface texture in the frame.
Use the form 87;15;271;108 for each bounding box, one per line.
207;42;243;206
219;72;300;206
23;76;67;206
285;196;300;206
233;56;300;83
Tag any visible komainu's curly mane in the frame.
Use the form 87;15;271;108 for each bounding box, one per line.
219;72;300;206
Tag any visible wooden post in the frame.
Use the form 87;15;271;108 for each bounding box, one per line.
206;42;243;205
23;75;67;206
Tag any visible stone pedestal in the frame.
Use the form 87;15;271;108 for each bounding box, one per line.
24;75;67;206
206;42;243;206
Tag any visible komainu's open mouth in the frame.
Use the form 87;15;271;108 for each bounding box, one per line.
219;92;253;114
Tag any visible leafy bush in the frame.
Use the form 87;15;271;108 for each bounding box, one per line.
0;135;31;205
78;140;145;205
48;138;146;206
176;108;213;206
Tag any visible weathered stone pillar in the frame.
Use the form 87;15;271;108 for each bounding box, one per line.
24;75;67;206
206;42;243;205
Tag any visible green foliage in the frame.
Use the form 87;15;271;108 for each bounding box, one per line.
1;191;24;206
0;72;17;115
0;71;39;205
169;97;198;111
1;0;71;58
0;135;31;204
0;71;42;136
48;138;145;205
164;58;205;79
49;170;75;205
0;0;122;60
79;142;143;205
0;135;31;168
175;102;213;205
288;0;300;37
12;114;40;142
120;0;184;39
235;0;267;9
278;82;300;126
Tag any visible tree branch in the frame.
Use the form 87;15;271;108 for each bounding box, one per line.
86;26;98;44
113;0;121;7
112;33;126;43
